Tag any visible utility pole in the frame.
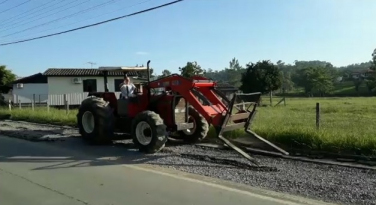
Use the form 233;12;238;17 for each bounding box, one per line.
87;62;96;68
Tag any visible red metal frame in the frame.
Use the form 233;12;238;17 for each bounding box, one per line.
145;74;228;127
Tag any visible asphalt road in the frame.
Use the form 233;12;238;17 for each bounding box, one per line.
0;135;337;205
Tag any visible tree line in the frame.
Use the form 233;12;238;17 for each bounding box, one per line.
156;48;376;97
1;48;376;99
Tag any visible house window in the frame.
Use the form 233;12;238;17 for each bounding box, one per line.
114;79;124;92
83;79;97;92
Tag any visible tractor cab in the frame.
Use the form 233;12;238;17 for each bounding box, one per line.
97;65;149;97
94;64;151;117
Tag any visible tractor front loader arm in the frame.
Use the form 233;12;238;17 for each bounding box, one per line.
147;75;288;166
147;75;227;124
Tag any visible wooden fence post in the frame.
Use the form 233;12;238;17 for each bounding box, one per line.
65;100;69;114
8;99;11;111
18;100;21;109
63;94;69;114
269;91;273;106
316;103;320;129
33;94;35;106
31;100;34;111
47;101;50;112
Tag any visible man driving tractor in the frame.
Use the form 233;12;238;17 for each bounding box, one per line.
119;76;136;99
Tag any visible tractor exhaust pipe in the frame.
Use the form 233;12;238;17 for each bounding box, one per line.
147;60;151;83
147;60;151;106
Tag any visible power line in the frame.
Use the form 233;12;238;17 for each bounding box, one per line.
0;0;90;32
0;0;62;26
0;0;9;5
0;0;184;46
0;0;153;41
0;0;31;13
1;0;123;37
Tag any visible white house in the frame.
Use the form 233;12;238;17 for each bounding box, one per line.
11;73;48;104
43;68;144;105
351;69;375;79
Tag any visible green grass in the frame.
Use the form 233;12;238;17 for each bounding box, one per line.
1;97;376;156
0;107;77;126
225;97;376;156
332;81;369;95
281;80;371;97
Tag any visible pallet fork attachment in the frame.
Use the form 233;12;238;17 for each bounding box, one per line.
212;90;289;167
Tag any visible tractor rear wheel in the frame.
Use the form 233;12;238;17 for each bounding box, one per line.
131;111;168;153
178;107;209;143
77;97;114;145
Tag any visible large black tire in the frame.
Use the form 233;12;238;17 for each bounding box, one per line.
77;97;114;145
131;111;168;154
178;107;209;143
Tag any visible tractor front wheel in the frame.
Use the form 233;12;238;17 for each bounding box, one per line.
178;107;209;143
77;97;114;145
132;111;168;153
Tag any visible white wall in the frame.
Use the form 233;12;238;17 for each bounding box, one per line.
12;83;48;103
47;76;143;94
47;76;143;105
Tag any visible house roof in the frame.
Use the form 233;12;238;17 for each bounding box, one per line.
43;68;140;77
98;66;147;71
11;73;47;84
215;82;238;92
216;82;237;88
351;69;375;74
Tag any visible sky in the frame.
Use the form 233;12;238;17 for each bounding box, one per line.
0;0;376;77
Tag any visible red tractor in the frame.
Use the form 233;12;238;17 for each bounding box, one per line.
76;60;288;165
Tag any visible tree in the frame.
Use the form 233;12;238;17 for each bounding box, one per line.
371;48;376;70
362;48;376;93
280;71;294;92
353;78;363;92
179;61;205;78
0;65;16;86
276;60;294;92
0;65;16;94
239;60;282;94
324;62;340;81
0;65;15;105
161;69;171;77
227;58;242;71
292;66;334;96
224;58;243;87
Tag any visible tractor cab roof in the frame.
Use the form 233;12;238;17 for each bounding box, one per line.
98;66;147;72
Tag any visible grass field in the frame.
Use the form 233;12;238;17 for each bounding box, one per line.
1;97;376;156
236;97;376;156
283;80;373;97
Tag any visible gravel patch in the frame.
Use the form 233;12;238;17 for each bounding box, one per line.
1;120;376;205
0;120;79;141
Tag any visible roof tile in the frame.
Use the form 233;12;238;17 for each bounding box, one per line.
43;68;140;76
12;73;47;84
